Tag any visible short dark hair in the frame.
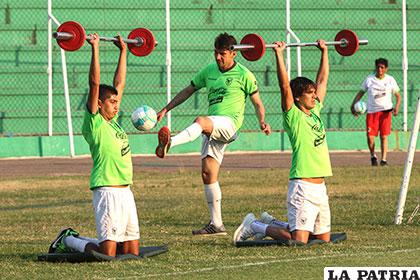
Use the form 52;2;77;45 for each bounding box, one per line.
214;32;237;51
99;84;118;101
375;58;388;68
290;77;316;99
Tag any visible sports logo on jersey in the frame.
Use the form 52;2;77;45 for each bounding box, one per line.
225;78;233;86
310;113;326;147
121;143;131;156
314;134;326;147
209;87;226;105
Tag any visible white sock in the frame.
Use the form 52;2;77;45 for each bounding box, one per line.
78;235;100;245
272;220;289;230
251;221;268;235
64;235;91;253
204;182;223;227
171;122;203;147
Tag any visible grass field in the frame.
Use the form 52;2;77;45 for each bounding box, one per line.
1;161;419;279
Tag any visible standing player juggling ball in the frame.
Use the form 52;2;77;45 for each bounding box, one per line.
49;34;140;257
234;39;333;245
155;32;271;236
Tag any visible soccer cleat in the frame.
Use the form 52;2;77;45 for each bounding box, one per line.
380;160;388;166
192;222;227;236
371;156;378;166
155;126;171;158
48;228;79;253
233;213;257;244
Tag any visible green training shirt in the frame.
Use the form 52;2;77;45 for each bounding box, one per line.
82;110;133;189
283;101;332;179
191;62;258;130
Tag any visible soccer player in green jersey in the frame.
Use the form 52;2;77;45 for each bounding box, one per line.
234;40;333;245
49;34;140;257
155;33;271;236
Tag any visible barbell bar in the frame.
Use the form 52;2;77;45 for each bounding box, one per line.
53;21;157;57
54;31;142;45
230;29;368;61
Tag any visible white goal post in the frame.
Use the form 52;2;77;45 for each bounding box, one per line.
394;90;420;224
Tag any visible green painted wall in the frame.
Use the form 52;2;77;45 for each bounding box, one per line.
0;0;419;157
0;131;418;158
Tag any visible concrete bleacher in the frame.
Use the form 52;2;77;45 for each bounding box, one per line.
0;0;418;136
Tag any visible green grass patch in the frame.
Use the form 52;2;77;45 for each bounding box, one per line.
0;165;419;279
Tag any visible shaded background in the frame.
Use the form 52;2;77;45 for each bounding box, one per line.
0;0;418;136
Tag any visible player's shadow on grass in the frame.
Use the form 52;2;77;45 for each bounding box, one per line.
0;253;38;261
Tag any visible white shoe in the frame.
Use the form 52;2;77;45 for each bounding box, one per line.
233;213;256;244
254;212;276;240
260;211;276;224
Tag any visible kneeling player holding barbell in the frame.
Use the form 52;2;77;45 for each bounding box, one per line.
49;34;141;257
234;39;333;245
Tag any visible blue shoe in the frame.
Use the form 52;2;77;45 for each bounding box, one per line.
48;228;79;253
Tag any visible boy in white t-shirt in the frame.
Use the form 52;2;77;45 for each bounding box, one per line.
351;58;401;166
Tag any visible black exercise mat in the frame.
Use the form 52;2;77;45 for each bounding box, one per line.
234;232;346;247
37;245;168;262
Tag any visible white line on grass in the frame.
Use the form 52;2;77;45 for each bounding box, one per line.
105;247;420;280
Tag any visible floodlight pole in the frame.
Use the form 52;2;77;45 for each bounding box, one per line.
402;0;408;132
165;0;172;131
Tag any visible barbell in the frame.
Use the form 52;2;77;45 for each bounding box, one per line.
53;21;157;57
230;29;368;61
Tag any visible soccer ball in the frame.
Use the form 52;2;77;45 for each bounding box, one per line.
353;100;367;114
131;105;157;131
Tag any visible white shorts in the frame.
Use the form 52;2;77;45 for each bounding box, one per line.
201;116;238;164
92;186;140;243
287;180;331;235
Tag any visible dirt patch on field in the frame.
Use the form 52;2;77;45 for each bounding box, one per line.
0;151;418;178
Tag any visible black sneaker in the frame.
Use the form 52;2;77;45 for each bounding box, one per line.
192;222;227;236
371;156;378;166
380;160;388;166
48;228;79;253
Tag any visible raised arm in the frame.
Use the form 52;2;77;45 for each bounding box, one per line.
86;33;100;114
250;91;271;135
113;35;127;101
273;42;294;112
315;40;329;103
156;84;196;122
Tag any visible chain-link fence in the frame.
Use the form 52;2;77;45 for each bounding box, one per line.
0;0;418;136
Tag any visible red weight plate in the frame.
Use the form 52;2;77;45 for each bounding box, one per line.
239;33;266;61
56;21;86;51
334;29;359;56
127;28;156;57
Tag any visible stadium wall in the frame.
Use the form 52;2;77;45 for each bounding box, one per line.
0;0;419;158
0;131;418;158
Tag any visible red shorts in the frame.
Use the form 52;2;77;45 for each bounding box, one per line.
366;110;392;137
